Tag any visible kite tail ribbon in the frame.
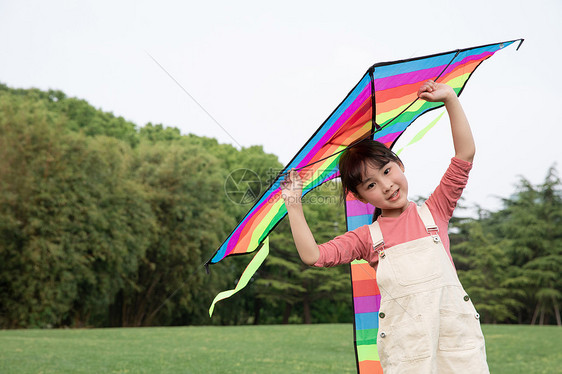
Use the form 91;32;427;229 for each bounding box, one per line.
395;111;445;156
209;237;270;317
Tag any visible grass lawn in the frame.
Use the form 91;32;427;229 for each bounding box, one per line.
0;324;560;373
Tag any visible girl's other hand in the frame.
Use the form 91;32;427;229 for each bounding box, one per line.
418;80;457;103
281;169;303;207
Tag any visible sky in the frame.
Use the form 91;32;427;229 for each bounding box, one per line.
1;0;561;214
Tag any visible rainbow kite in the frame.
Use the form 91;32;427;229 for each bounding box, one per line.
207;39;523;373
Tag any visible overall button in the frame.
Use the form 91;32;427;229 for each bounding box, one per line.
379;312;385;319
475;313;480;320
463;295;470;301
380;332;386;338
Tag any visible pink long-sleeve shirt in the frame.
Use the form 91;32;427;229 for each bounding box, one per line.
314;157;472;269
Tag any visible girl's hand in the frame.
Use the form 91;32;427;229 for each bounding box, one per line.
419;80;475;162
281;169;303;207
417;80;457;103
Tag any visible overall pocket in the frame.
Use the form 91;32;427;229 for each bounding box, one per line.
378;315;431;363
438;308;484;351
389;239;443;287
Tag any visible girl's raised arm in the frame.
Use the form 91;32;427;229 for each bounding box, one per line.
418;81;475;162
281;169;320;265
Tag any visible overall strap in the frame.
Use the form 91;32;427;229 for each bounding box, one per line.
417;204;440;242
367;221;385;252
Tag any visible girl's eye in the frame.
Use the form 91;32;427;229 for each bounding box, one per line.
367;183;375;189
384;168;390;175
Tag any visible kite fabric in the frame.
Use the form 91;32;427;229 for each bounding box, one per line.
206;39;523;373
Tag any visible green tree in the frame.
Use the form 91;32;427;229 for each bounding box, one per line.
139;123;183;142
114;140;232;326
496;168;562;325
453;221;524;323
453;167;562;325
0;83;140;147
0;93;151;327
0;83;297;327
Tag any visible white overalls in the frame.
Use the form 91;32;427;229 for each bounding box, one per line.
368;204;489;374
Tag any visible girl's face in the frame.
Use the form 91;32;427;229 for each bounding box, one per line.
355;160;409;217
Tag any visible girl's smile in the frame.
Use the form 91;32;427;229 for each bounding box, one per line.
355;161;409;217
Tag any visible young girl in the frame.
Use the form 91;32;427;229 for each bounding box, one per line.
281;80;489;373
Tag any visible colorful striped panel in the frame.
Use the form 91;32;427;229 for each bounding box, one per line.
347;193;383;374
208;40;518;264
373;43;513;147
209;73;373;263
